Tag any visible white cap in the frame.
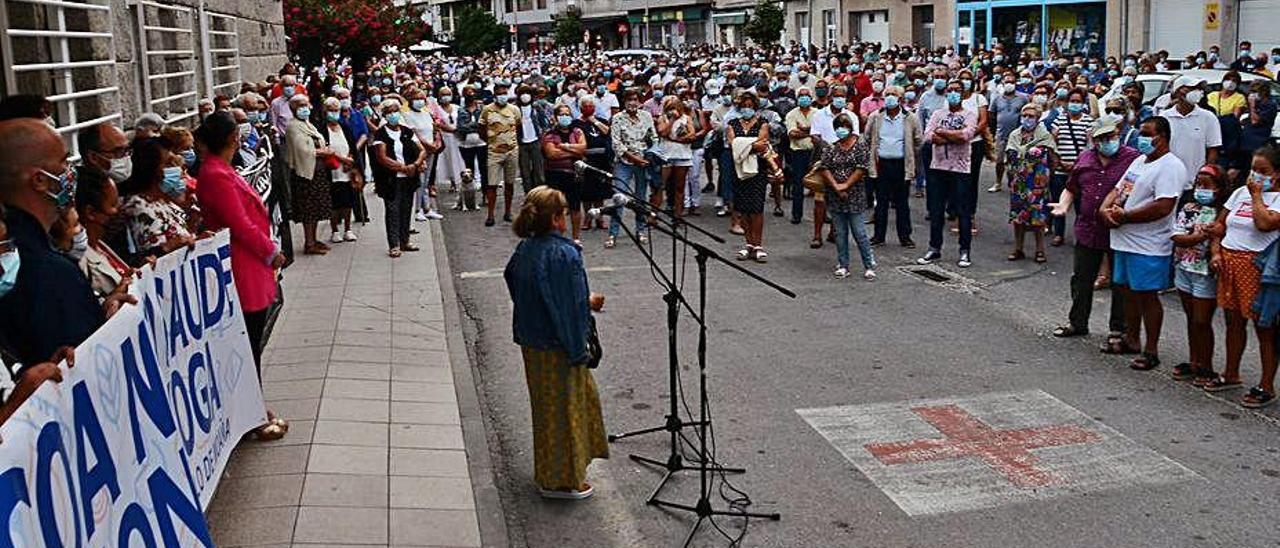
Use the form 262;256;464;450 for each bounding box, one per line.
1171;74;1207;91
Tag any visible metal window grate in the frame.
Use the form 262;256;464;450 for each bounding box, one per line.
133;0;199;125
200;9;240;99
0;0;122;159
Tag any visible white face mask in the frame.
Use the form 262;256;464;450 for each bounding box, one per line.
107;156;132;183
238;123;253;140
67;229;88;261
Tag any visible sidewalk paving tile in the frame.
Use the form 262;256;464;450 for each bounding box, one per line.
328;361;393;380
389;477;475;510
307;444;389;476
312;420;390;447
391;382;457;404
390;424;465;450
389;448;470;478
324;378;391;400
389;509;480;547
294;506;389;545
390;402;461;425
318;397;390;423
301;473;389;507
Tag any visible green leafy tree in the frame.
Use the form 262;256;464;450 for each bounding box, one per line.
554;13;584;48
452;5;508;56
743;0;784;46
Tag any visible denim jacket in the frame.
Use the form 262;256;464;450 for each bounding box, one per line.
504;233;591;363
1252;238;1280;327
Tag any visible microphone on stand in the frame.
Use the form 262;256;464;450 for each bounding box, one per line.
574;160;613;181
586;193;631;220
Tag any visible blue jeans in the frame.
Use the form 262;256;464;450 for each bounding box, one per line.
831;210;876;270
786;150;811;222
915;144;930;192
926;169;973;253
610;161;650;237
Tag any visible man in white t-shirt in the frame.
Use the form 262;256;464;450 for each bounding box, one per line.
809;85;860;145
1100;116;1186;370
593;84;620;122
1162;75;1222;189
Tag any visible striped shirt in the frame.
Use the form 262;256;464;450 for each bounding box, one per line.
1051;113;1094;173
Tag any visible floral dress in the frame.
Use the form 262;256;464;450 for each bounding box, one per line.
1005;126;1057;227
122;194;193;258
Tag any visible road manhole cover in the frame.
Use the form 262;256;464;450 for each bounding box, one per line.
897;265;984;294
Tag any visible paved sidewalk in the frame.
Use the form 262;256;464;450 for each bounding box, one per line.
206;193;484;547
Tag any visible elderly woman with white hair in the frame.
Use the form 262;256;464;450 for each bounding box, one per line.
284;93;336;255
321;96;361;243
371;98;427;257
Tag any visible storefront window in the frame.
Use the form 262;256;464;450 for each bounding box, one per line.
1047;2;1105;58
992;6;1041;57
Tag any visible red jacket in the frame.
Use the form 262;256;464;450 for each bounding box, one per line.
196;156;278;312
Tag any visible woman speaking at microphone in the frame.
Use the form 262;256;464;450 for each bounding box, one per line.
504;186;607;500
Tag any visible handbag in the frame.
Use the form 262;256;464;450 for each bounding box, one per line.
584;314;603;369
802;161;826;192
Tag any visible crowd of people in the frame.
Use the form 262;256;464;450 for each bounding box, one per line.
0;37;1279;499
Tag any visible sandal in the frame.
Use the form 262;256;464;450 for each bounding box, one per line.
1094;276;1110;290
1129;352;1161;371
729;225;745;235
753;248;769;263
1034;251;1047;264
1192;369;1218;388
540;483;595;500
388;247;403;258
1170;363;1196;381
810;238;823;249
303;243;329;255
1100;338;1141;355
1241;386;1276;409
1203;375;1244;393
1052;325;1088;338
253;421;288;441
773;205;784;217
1007;250;1026;261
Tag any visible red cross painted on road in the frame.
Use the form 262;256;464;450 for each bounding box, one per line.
863;404;1103;488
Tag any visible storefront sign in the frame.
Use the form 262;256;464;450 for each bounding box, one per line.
0;231;267;547
1204;2;1219;29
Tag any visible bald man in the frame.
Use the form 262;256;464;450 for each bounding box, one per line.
0;119;130;367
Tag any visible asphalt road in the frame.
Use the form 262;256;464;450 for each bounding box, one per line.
440;164;1280;548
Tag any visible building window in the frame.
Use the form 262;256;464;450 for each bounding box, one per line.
506;0;514;13
536;0;546;10
822;9;835;47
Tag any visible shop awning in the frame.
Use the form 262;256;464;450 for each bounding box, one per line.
711;11;747;25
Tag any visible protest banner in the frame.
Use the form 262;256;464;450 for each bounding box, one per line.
0;230;267;547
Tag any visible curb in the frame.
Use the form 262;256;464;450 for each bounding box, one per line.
430;221;511;548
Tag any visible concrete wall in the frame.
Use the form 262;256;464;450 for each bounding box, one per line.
784;0;954;48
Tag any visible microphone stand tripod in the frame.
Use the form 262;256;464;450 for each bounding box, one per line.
609;198;792;546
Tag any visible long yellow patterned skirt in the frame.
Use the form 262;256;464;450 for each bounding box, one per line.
521;347;610;491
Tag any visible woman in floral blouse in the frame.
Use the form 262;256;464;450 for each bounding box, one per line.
119;137;195;264
1004;103;1058;263
818;113;877;281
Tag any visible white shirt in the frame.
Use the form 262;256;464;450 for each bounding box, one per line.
519;105;538;144
810;106;861;144
962;93;989;143
595;92;620;121
1221;186;1280;252
1111;152;1188;256
327;126;350;182
1164;105;1224;189
402;110;434;148
383;127;407;165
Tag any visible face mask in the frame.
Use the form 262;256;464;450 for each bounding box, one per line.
835;127;852;140
596;86;606;96
946;91;962;105
1056;88;1068;99
905;90;917;102
41;167;75;210
1194;188;1216;205
884;96;900;109
933;79;946;91
495;95;508;106
1253;170;1275;192
799;71;809;81
340;98;352;109
1241;50;1252;59
1003;83;1016;95
1184;90;1204;104
872;81;884;93
383;78;393;86
107;156;132;183
0;250;19;298
1136;135;1156;155
161;166;185;197
180;149;197;167
815;87;829;98
1223;80;1238;92
848;64;860;73
653;90;664;100
1097;138;1120;157
411;99;426;110
832;97;847;110
519;94;531;104
603;71;613;79
295;107;311;120
961;79;973;91
1067;102;1085;114
556;114;573;127
283;87;296;98
386;112;402;126
440;95;453;105
371;94;383;104
739;107;756;119
797;95;813;108
65;229;88;262
719;96;733;106
1021;116;1038;131
326;111;341;123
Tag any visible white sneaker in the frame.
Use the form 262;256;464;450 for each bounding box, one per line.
864;269;877;281
344;230;358;242
414;211;428;222
833;266;850;279
425;210;445;220
330;231;344;244
987;184;1002;193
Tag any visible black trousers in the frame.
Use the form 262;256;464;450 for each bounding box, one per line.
244;308;268;379
1068;245;1126;334
461;146;488;187
873;158;912;242
383;177;417;249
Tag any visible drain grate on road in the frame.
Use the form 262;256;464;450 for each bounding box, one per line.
898;264;985;294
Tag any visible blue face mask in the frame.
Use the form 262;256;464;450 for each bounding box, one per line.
1194;188;1216;205
411;99;426;110
371;94;383;104
738;107;756;119
815;87;829;98
1097;138;1120;157
1136;135;1156;155
556;114;573;127
386;112;402;126
653;90;664;99
161;166;185;198
905;91;917;102
180;149;197;167
326;111;341;123
1067;102;1085;114
884;96;900;109
41;168;75;210
835;127;852;140
946;91;962;105
1056;88;1068;99
832;97;847;110
603;71;613;79
1253;170;1275;192
797;96;813;108
1021;116;1038;131
914;79;925;88
933;79;946;91
0;250;18;299
295;107;311;120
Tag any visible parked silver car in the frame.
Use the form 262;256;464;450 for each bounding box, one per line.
1100;69;1280;140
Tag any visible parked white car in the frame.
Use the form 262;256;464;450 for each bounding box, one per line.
1100;69;1280;141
